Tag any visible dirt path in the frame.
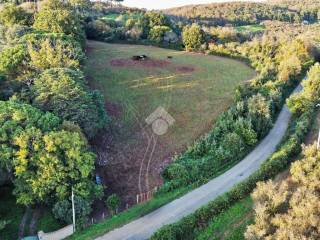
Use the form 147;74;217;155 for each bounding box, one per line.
95;85;302;240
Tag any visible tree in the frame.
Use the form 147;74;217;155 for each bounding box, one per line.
53;196;92;227
148;26;172;44
182;24;204;51
247;93;272;138
106;194;120;216
287;63;320;114
145;12;170;29
0;4;31;27
33;0;85;44
32;68;108;138
25;33;85;71
246;143;320;240
0;100;96;205
0;44;29;81
85;20;114;41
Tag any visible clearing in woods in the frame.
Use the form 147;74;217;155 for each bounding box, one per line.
85;40;256;207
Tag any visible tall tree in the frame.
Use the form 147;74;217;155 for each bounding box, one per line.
182;24;204;51
0;100;97;205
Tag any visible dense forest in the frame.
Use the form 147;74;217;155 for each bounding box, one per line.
165;1;320;25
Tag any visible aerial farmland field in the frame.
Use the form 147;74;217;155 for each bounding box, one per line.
85;40;256;205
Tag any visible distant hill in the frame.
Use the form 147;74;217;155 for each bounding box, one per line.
268;0;320;10
164;1;318;26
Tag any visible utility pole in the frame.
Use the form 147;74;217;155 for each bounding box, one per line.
72;188;76;233
317;129;320;150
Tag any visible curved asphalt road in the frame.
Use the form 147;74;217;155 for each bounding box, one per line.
96;84;303;240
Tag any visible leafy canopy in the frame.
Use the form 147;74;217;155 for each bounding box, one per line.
0;4;31;27
0;100;96;205
182;24;204;51
33;68;108;138
33;0;85;43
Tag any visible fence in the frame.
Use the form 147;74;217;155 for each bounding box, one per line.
136;186;158;204
36;187;159;239
38;225;73;240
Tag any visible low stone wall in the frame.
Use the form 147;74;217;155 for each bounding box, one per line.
38;225;73;240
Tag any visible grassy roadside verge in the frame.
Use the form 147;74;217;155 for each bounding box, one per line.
195;197;253;240
67;155;249;240
67;186;191;240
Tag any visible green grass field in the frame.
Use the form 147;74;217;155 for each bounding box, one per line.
85;41;255;143
85;40;256;207
236;24;265;33
195;197;253;240
101;12;143;24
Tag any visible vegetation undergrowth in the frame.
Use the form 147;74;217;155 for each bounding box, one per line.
195;197;253;240
66;186;191;240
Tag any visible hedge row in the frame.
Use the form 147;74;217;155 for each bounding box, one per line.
157;65;309;195
150;104;315;240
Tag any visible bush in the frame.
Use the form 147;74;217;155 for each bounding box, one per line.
0;44;29;81
105;194;120;216
0;4;32;27
85;20;114;41
53;196;92;227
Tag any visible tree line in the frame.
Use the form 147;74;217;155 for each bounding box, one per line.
0;0;109;230
164;2;320;26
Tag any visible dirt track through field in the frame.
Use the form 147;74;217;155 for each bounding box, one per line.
95;83;303;240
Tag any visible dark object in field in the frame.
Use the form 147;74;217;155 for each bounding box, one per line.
167;56;173;59
132;55;148;61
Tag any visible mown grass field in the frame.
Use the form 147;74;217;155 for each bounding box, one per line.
86;41;255;142
85;40;256;205
236;24;265;33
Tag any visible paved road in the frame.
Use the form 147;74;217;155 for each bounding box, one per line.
96;84;303;240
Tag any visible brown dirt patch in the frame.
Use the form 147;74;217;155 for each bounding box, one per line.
175;66;195;73
110;58;171;68
93;126;174;209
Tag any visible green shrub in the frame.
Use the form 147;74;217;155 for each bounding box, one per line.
105;194;120;216
53;196;92;227
85;20;114;41
0;4;32;27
